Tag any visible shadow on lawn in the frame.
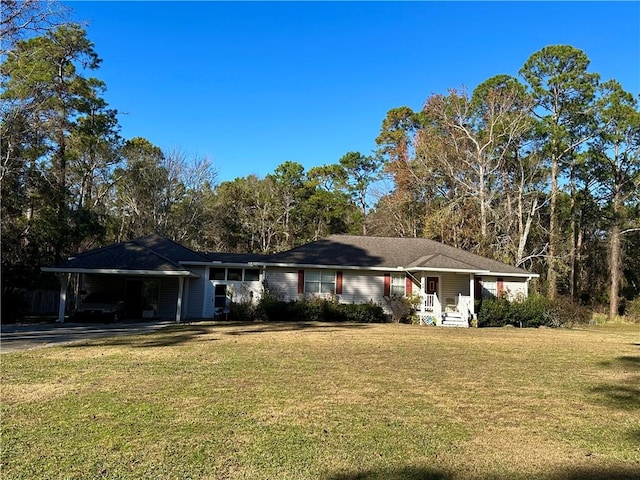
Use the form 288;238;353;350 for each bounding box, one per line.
326;466;451;480
221;321;373;336
65;321;372;349
325;466;640;480
593;355;640;411
66;324;214;348
544;466;640;480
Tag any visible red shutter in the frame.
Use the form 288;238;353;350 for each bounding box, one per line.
336;271;343;295
497;277;504;297
384;273;391;297
298;270;305;294
405;275;412;295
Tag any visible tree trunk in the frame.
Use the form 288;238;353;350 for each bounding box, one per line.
609;195;622;320
569;162;577;302
547;157;558;300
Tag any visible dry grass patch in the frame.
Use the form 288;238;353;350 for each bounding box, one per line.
1;322;639;479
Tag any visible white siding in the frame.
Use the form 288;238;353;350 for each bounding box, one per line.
340;271;385;305
440;273;471;306
203;277;215;318
479;276;529;301
503;278;528;301
481;276;498;298
186;267;207;319
264;269;299;301
264;268;387;306
227;280;262;303
157;277;179;319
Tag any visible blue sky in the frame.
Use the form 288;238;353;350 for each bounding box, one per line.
67;1;640;183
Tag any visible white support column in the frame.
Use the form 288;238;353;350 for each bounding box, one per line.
57;273;70;323
176;276;184;323
469;274;475;318
420;274;425;315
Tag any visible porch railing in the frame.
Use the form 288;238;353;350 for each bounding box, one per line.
424;293;436;312
456;294;473;320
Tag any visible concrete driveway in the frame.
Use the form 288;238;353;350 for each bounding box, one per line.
0;320;174;353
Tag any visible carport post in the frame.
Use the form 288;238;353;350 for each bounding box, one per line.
176;276;184;323
57;273;70;323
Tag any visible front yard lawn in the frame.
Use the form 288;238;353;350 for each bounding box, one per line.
1;322;639;479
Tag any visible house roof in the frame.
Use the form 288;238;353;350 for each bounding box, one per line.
41;234;205;276
203;252;269;264
262;235;535;277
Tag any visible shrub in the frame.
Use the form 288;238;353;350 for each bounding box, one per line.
477;297;510;327
547;296;592;327
507;294;551;328
255;297;387;323
228;300;256;322
336;302;387;323
384;295;420;323
626;296;640;322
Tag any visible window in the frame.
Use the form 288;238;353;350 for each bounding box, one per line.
210;267;261;282
482;279;498;299
244;269;260;282
304;271;335;294
209;268;225;280
391;274;406;297
227;268;243;281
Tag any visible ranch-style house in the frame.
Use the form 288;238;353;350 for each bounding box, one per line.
42;234;538;327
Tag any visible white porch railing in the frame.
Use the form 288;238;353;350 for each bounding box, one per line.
424;293;436;312
418;293;439;325
456;294;473;320
419;293;473;327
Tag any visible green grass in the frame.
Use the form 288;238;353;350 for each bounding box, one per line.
2;322;639;479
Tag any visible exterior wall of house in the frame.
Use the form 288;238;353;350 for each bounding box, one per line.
440;273;471;306
479;276;529;301
186;267;207;319
339;271;385;304
265;268;388;305
264;269;300;301
203;266;264;318
503;278;529;300
158;277;179;319
202;277;216;318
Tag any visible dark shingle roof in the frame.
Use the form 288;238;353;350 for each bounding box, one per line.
263;235;533;276
44;234;206;273
204;252;269;264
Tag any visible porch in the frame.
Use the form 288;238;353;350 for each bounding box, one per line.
410;272;477;327
418;292;474;327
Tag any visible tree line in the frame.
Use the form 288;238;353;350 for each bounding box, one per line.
1;2;638;317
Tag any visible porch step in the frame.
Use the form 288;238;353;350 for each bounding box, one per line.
441;314;469;328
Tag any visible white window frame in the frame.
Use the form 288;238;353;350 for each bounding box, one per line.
391;273;406;297
243;268;260;282
304;270;336;294
210;267;261;282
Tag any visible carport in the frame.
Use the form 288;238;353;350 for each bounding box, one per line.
41;235;202;323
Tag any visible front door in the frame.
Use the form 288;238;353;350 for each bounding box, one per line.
426;277;439;296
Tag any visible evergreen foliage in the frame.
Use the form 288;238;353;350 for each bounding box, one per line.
477;294;592;328
255;297;387;323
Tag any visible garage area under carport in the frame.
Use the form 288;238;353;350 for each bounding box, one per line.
41;235;202;323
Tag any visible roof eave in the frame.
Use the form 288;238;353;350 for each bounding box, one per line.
41;267;198;278
405;267;489;274
257;262;405;272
